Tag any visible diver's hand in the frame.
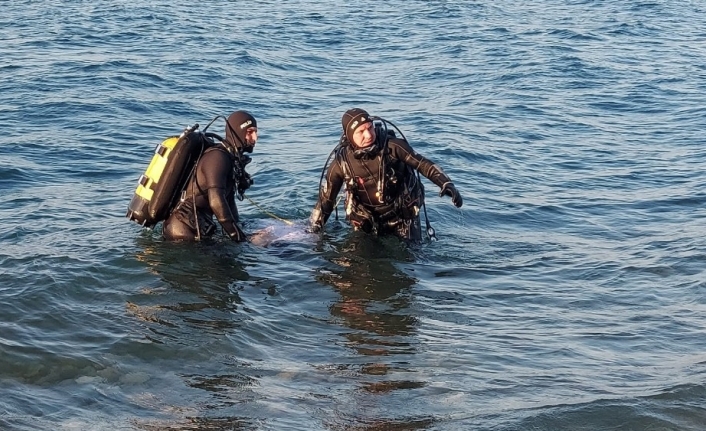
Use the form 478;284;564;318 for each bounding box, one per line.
229;224;247;242
439;182;463;208
309;206;324;233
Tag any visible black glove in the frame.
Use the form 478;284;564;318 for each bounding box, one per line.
439;183;463;208
229;224;247;242
310;222;322;233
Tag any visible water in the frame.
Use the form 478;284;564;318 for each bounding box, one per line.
2;1;706;429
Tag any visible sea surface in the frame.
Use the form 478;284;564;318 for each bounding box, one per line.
1;1;705;430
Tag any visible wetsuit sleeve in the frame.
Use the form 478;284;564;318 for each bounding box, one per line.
310;158;345;229
201;152;246;241
389;138;453;187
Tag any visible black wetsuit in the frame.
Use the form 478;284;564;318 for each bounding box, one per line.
311;134;453;241
163;145;249;241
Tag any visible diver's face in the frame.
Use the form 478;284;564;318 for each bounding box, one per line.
244;127;258;146
351;122;376;148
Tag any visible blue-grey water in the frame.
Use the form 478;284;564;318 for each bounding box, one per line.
2;1;706;430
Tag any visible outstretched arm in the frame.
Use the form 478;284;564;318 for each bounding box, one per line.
389;138;463;207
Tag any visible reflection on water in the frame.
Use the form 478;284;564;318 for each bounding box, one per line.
317;233;438;430
131;237;251;338
321;234;419;354
127;238;262;430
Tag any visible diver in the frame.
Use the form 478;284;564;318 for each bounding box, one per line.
310;108;463;242
163;110;258;242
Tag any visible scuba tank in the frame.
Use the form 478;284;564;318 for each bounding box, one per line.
126;124;210;228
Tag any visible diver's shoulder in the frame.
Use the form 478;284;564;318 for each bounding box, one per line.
386;136;413;151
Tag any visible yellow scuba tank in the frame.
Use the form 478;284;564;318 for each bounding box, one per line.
126;124;208;228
